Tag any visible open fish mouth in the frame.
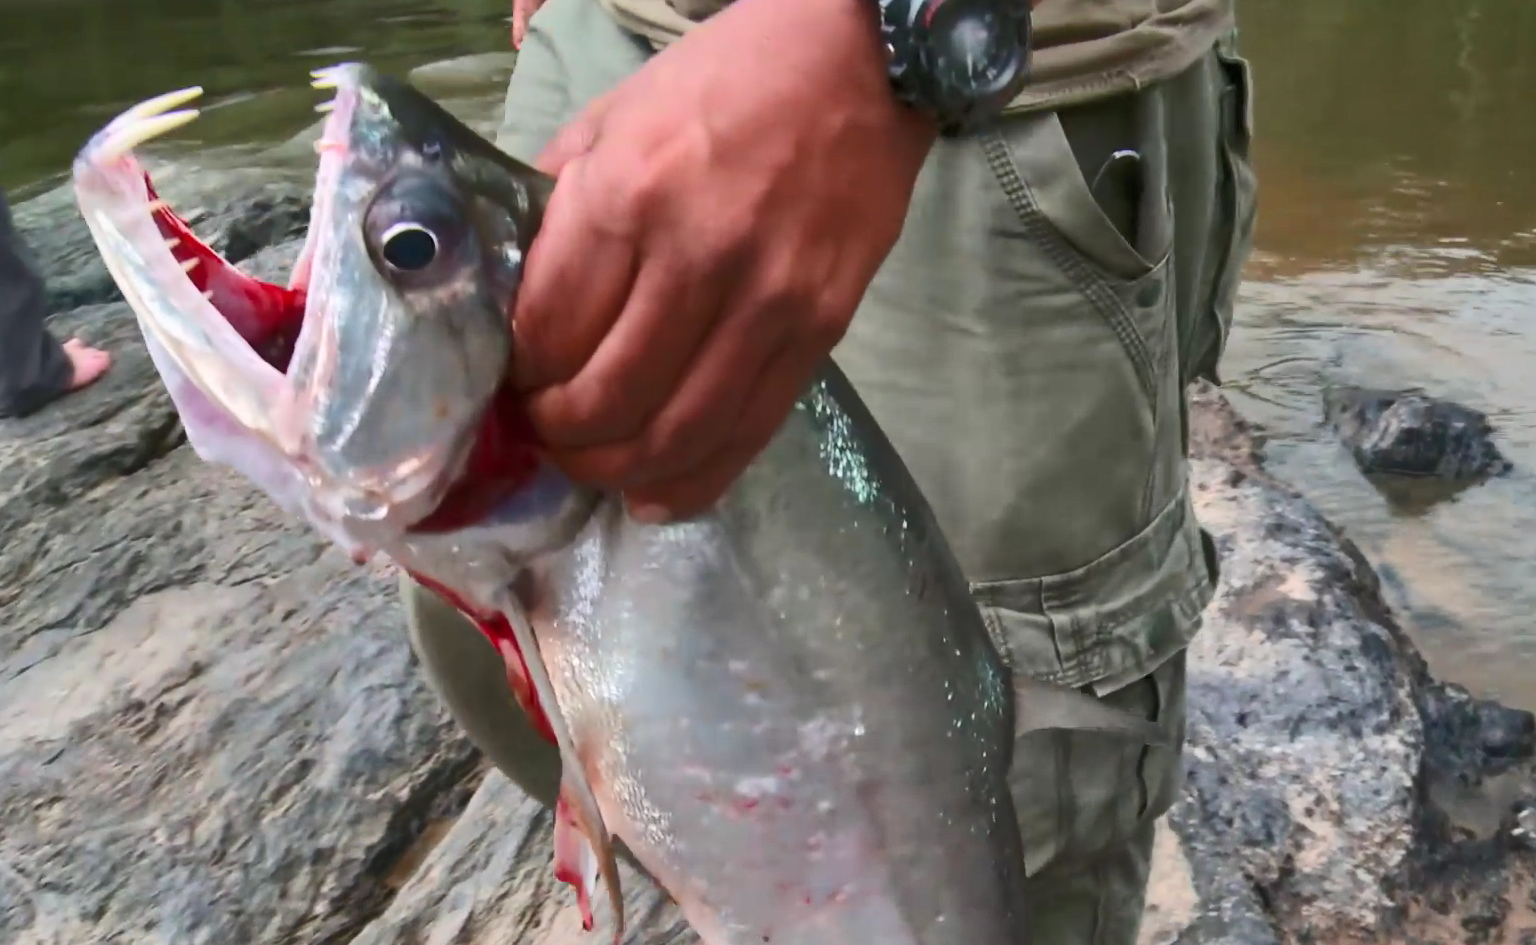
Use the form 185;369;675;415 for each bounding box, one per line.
71;85;308;435
70;65;482;551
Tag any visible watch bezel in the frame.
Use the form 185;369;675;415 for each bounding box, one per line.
876;0;1033;135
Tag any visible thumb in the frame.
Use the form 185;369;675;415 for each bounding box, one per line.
511;0;546;48
534;93;614;176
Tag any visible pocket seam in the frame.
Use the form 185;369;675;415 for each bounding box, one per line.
1133;654;1187;827
1133;664;1164;820
1189;36;1259;385
978;127;1159;405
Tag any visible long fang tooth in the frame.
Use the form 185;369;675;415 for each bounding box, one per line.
101;108;201;161
313;139;344;154
146;199;169;214
120;86;204;125
181;258;200;273
164;237;181;251
314;100;336;114
202;290;215;301
311;78;338;90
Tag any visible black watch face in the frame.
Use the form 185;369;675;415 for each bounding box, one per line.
925;0;1027;99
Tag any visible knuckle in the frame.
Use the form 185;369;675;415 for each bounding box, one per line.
803;306;851;349
557;447;631;489
536;385;609;443
606;177;649;227
641;409;712;471
765;276;844;350
707;204;757;252
599;154;666;228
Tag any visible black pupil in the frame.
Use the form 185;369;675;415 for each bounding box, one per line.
382;226;438;271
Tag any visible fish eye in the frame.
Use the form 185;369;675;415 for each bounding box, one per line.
379;223;439;272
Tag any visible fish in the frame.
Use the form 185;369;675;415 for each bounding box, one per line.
72;63;1168;945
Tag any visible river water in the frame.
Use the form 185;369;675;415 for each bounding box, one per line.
4;0;1534;706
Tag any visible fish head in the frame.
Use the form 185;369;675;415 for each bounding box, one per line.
295;63;552;538
71;64;554;557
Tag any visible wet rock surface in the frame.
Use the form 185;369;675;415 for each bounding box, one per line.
1149;385;1536;945
1324;386;1513;493
3;183;1536;945
1;192;478;945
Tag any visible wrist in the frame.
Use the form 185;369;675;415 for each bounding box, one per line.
772;0;942;146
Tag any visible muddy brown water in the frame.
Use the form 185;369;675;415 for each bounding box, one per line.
5;0;1534;706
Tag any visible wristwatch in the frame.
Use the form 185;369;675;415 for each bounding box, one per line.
873;0;1033;134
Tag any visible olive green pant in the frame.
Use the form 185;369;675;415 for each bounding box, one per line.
403;3;1255;942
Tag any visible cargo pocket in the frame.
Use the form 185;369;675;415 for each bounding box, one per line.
1008;651;1188;877
978;109;1176;409
971;481;1212;690
1186;31;1259;385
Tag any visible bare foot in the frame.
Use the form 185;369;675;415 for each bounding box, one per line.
62;338;112;392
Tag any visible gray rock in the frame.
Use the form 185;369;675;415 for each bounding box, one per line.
0;193;479;943
1323;386;1513;492
0;384;485;944
1169;384;1426;943
1149;385;1536;945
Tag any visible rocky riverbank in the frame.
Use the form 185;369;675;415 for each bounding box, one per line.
2;183;1535;945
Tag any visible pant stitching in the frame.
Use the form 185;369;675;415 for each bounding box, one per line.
975;128;1158;405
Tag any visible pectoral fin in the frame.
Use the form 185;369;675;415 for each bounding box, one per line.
1013;674;1170;747
494;589;625;939
554;787;612;934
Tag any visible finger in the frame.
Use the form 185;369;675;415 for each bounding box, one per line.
524;246;735;450
535;94;613;177
512;153;639;392
622;344;821;523
540;315;785;488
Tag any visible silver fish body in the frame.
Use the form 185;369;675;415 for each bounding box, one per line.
396;365;1030;945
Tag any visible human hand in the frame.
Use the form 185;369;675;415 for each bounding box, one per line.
511;0;936;523
511;0;548;48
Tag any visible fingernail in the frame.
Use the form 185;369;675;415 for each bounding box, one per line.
626;500;671;525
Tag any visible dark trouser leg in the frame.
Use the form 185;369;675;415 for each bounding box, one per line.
0;189;71;419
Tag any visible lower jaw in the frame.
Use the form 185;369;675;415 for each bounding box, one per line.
143;171;309;370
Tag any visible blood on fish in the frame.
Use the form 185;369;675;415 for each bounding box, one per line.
409;377;543;534
553;796;598;931
406;572;557;746
143;173;306;371
403;384;548;715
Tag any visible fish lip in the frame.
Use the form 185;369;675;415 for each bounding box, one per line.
289;63;364;300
